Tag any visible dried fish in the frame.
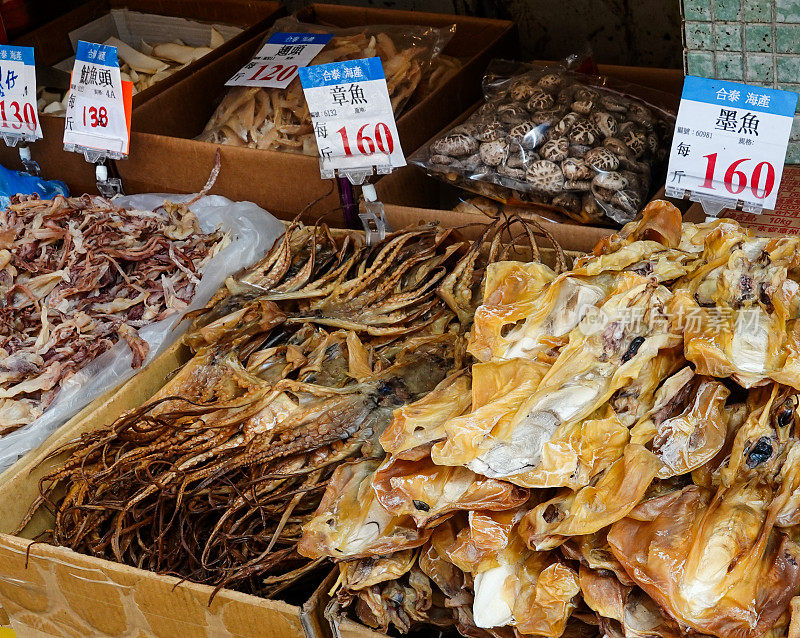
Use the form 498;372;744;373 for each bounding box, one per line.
302;200;800;638
25;216;557;604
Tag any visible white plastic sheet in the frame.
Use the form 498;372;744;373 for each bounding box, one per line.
0;193;285;473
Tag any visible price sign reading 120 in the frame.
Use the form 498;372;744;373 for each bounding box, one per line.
227;32;333;90
667;76;798;211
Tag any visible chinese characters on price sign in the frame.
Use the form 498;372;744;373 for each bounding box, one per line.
299;57;405;180
63;41;132;159
666;75;798;212
0;45;41;142
226;32;333;89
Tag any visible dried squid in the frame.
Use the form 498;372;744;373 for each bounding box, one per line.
23;215;561;603
302;201;800;638
0;194;228;434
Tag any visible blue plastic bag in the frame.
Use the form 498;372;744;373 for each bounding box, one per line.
0;163;68;208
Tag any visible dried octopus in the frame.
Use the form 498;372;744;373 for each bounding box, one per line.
300;202;800;638
21;215;564;601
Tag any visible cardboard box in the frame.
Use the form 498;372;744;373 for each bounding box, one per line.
0;221;590;638
0;0;283;196
16;0;284;108
116;4;515;221
0;339;309;638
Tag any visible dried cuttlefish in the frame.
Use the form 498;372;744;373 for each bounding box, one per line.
199;18;457;155
0;194;228;435
23;216;558;602
301;201;800;638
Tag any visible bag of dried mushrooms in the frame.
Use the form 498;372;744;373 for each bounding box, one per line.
198;16;457;155
411;60;676;227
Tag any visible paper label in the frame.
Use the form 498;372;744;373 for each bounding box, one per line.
666;75;798;212
226;32;332;89
0;45;41;142
63;41;132;159
299;57;405;178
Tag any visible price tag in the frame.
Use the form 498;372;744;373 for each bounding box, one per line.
226;32;333;89
666;76;798;214
0;45;41;143
299;57;405;182
63;41;132;160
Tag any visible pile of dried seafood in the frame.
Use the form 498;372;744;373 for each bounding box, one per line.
40;32;228;115
0;195;228;434
199;19;454;154
300;200;800;638
23;217;561;600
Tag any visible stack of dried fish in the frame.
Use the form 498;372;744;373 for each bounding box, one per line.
300;200;800;638
199;19;454;155
0;195;228;434
23;217;561;600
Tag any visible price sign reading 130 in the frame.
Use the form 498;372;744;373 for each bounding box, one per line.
0;45;42;141
299;57;405;177
666;76;798;211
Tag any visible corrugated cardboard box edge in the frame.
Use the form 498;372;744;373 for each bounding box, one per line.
0;338;309;638
0;223;595;638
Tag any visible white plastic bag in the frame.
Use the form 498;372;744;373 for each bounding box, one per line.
0;193;285;473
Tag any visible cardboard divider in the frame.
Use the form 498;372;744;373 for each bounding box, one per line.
0;222;589;638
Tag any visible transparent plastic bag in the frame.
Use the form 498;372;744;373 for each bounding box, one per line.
198;16;455;155
411;60;676;227
0;194;285;473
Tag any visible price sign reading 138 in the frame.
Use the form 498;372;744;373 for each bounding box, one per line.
299;57;405;177
63;40;132;158
666;76;798;211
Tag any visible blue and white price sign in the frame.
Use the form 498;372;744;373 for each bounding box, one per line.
0;45;41;142
299;57;405;180
666;76;798;212
63;41;131;159
226;32;333;89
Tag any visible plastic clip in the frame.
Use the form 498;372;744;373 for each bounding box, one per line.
359;184;391;245
18;146;40;176
319;153;392;184
95;163;124;197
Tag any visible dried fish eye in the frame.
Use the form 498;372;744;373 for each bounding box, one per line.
412;500;430;511
778;402;795;428
621;336;646;363
746;437;773;467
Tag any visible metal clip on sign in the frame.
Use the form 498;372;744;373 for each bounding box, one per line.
95;162;124;197
359;183;390;245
